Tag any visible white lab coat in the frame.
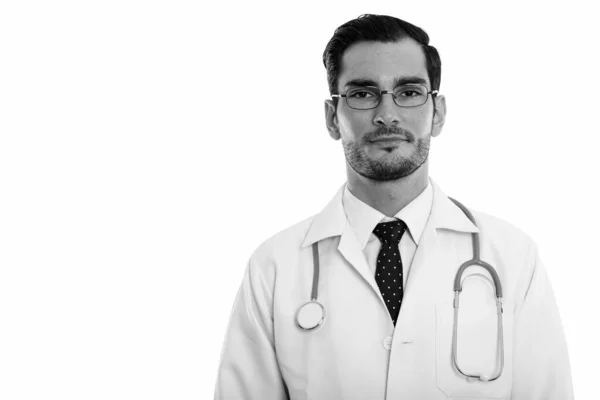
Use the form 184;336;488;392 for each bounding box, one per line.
215;179;573;400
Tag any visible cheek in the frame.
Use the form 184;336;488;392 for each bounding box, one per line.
405;108;434;134
338;112;369;139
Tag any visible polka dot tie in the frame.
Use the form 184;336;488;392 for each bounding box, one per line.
373;219;407;326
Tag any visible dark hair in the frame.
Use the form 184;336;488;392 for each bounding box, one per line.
322;14;441;97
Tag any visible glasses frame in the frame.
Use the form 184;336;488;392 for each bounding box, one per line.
331;84;439;110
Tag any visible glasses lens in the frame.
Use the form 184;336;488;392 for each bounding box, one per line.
346;87;380;110
392;84;429;107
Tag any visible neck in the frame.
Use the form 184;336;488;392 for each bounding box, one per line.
346;161;429;218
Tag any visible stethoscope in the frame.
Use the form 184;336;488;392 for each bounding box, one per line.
295;198;505;382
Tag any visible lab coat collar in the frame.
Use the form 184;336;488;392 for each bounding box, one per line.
301;177;478;248
343;180;433;249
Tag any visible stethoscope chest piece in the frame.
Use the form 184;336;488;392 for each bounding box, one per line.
296;300;325;331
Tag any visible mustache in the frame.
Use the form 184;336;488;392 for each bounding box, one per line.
368;126;415;142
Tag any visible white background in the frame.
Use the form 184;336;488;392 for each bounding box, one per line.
0;0;598;398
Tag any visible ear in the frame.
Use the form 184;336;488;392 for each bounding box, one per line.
430;95;446;138
324;99;341;140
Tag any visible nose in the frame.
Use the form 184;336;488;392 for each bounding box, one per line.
373;92;401;126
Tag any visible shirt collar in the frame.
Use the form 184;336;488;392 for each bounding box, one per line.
301;177;478;248
342;179;433;249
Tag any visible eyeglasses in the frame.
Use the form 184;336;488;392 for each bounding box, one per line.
332;84;438;110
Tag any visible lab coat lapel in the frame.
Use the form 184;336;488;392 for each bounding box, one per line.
396;178;479;327
338;221;384;302
302;183;388;304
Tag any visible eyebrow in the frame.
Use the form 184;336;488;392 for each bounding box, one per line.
344;76;428;89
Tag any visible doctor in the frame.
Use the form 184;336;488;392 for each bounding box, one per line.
214;14;573;399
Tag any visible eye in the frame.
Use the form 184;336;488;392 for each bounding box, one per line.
354;91;372;98
395;85;427;98
401;90;419;97
347;88;378;98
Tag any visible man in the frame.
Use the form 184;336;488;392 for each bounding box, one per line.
214;14;573;399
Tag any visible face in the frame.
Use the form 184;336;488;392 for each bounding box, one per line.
325;39;446;182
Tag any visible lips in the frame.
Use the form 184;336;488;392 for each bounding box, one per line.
370;136;407;142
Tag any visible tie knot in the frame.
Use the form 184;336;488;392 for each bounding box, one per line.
373;219;407;244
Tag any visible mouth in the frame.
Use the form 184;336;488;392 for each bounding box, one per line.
370;136;408;143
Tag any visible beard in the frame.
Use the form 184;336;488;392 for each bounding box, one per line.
342;126;431;182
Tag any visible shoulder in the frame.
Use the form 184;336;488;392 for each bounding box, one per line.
248;214;316;270
471;208;532;241
468;207;538;261
467;207;540;290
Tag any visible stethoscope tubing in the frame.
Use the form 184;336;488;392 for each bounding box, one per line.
448;197;504;382
449;198;502;298
311;241;320;301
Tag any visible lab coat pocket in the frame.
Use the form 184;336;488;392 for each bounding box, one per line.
435;274;513;399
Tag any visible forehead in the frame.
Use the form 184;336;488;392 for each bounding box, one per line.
338;39;429;89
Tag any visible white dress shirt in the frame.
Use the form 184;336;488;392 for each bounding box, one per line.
342;178;433;289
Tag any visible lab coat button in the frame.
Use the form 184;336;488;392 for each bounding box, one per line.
383;336;393;350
